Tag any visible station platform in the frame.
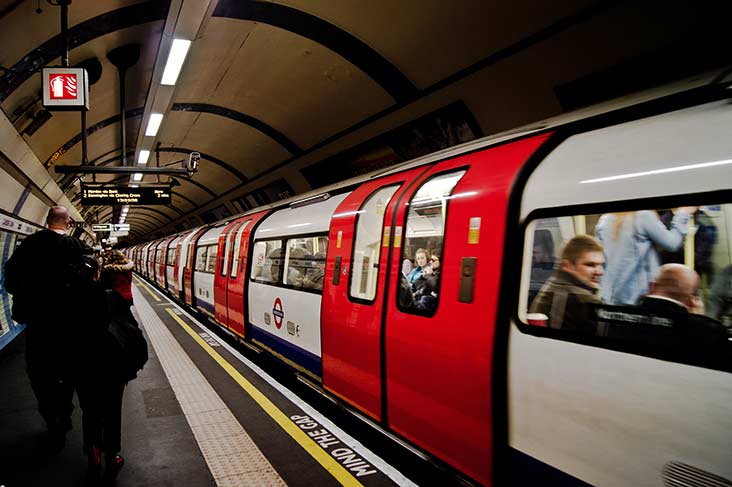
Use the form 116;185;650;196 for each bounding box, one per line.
0;277;437;487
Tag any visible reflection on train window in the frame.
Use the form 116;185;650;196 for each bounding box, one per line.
230;220;251;278
284;235;328;291
166;247;176;266
398;170;466;316
520;203;731;372
251;240;283;284
350;185;399;302
195;246;208;272
206;245;217;273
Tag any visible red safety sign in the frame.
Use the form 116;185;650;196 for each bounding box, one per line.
49;73;78;99
42;67;89;111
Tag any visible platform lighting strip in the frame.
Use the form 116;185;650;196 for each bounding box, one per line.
138;150;150;165
161;39;192;86
145;113;164;137
580;158;732;184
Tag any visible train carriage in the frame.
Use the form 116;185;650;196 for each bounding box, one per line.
128;79;732;487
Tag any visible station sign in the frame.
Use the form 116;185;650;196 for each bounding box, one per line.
92;223;130;233
81;184;172;205
42;67;89;111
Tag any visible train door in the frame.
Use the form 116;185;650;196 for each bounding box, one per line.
214;218;247;326
321;168;426;420
175;229;197;301
225;210;268;338
183;227;208;306
156;240;167;288
165;236;182;294
382;135;550;486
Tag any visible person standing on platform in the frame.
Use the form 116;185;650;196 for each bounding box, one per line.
4;206;84;451
101;250;134;316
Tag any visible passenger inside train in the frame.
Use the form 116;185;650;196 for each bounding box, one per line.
523;201;732;370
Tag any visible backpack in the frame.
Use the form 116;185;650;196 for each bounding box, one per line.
105;291;148;381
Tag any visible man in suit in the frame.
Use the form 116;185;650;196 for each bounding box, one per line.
639;263;728;367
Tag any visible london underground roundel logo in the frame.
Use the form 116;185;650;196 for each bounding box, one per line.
272;297;284;329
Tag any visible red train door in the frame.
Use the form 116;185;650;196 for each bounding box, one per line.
183;227;208;306
214;218;246;327
321;167;427;421
382;134;550;486
225;210;269;338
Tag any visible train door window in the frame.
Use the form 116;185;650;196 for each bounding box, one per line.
349;185;400;302
284;235;328;291
251;240;283;284
230;220;251;278
221;223;242;277
519;202;732;372
398;170;467;316
206;245;218;273
195;246;208;272
167;247;176;266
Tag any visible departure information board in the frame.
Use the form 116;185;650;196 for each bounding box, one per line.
81;184;172;205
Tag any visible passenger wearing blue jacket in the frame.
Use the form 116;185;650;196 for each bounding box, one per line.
595;208;695;305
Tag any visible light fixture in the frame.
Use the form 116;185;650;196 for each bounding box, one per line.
133;173;143;181
130;184;139;188
580;158;732;184
137;150;150;165
145;113;163;136
160;39;192;86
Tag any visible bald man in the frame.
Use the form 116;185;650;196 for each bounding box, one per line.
5;206;88;451
641;263;704;314
639;263;728;367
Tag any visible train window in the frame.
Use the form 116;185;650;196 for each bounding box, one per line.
230;220;251;278
520;203;732;372
195;246;208;272
206;245;218;273
398;170;466;316
166;247;176;266
283;235;328;292
221;223;242;277
251;240;283;284
349;185;400;302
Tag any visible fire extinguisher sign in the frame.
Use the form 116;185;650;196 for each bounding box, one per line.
42;67;89;110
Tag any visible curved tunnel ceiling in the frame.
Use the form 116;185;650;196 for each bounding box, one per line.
0;0;726;242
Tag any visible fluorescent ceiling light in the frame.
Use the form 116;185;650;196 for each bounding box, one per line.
138;150;150;165
161;39;192;86
130;185;139;188
145;113;163;136
133;173;143;181
580;158;732;184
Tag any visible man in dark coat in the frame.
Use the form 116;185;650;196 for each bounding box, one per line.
529;234;605;332
4;206;89;450
639;263;728;367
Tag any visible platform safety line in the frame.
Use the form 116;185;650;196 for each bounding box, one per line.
165;296;416;487
132;277;160;302
164;307;366;487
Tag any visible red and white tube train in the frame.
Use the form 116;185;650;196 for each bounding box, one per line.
127;77;732;487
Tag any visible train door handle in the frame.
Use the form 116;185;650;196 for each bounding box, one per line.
458;257;477;303
333;256;342;285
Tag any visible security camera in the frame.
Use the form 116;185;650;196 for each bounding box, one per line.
185;152;200;172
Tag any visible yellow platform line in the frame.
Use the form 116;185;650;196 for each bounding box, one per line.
164;308;364;487
133;277;160;302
